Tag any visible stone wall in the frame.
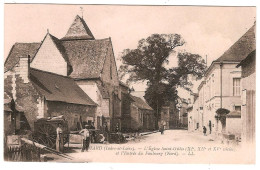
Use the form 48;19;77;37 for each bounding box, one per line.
46;101;96;131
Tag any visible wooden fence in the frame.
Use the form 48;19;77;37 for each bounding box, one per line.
4;142;42;162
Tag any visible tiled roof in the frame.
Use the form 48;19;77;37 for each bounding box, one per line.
30;68;97;106
215;24;256;62
4;43;41;72
130;95;153;111
62;38;111;79
62;15;95;41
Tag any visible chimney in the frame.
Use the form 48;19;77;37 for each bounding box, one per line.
18;55;30;83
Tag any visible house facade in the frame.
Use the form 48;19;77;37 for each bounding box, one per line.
195;24;255;137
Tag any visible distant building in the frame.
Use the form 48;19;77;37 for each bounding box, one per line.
237;50;256;144
120;82;155;132
187;93;199;132
177;98;189;128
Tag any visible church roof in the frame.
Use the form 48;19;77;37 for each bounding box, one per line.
5;15;114;80
4;42;41;72
30;68;97;106
62;15;95;41
215;24;255;63
62;38;111;79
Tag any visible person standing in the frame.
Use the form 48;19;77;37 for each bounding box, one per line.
160;124;164;135
203;126;207;136
209;121;212;134
79;125;90;152
56;123;63;152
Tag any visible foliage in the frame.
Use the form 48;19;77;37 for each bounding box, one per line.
119;34;206;126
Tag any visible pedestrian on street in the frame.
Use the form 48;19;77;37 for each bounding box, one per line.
209;121;212;134
203;126;207;136
56;123;64;152
160;124;164;135
79;125;90;152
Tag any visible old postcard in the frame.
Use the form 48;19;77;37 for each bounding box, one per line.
3;4;256;164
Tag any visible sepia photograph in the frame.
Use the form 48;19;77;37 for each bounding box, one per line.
3;3;256;164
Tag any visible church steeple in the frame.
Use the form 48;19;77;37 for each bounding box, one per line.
62;15;95;40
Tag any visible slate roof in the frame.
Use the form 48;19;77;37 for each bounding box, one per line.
29;68;97;106
62;15;95;41
215;24;256;63
4;43;41;72
130;95;153;111
62;38;111;79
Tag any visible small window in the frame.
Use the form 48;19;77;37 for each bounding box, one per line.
235;106;241;112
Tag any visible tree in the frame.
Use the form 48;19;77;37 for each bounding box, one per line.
119;34;206;129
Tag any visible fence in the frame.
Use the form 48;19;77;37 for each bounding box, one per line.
4;142;42;162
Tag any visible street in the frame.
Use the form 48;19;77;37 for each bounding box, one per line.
48;130;252;164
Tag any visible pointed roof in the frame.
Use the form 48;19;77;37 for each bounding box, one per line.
62;15;95;40
215;24;256;62
4;42;41;72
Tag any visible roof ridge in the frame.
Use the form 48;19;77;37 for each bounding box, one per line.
215;24;255;62
61;37;110;42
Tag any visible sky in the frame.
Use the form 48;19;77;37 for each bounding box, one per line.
4;4;256;95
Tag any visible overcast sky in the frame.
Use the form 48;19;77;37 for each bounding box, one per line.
4;4;256;93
